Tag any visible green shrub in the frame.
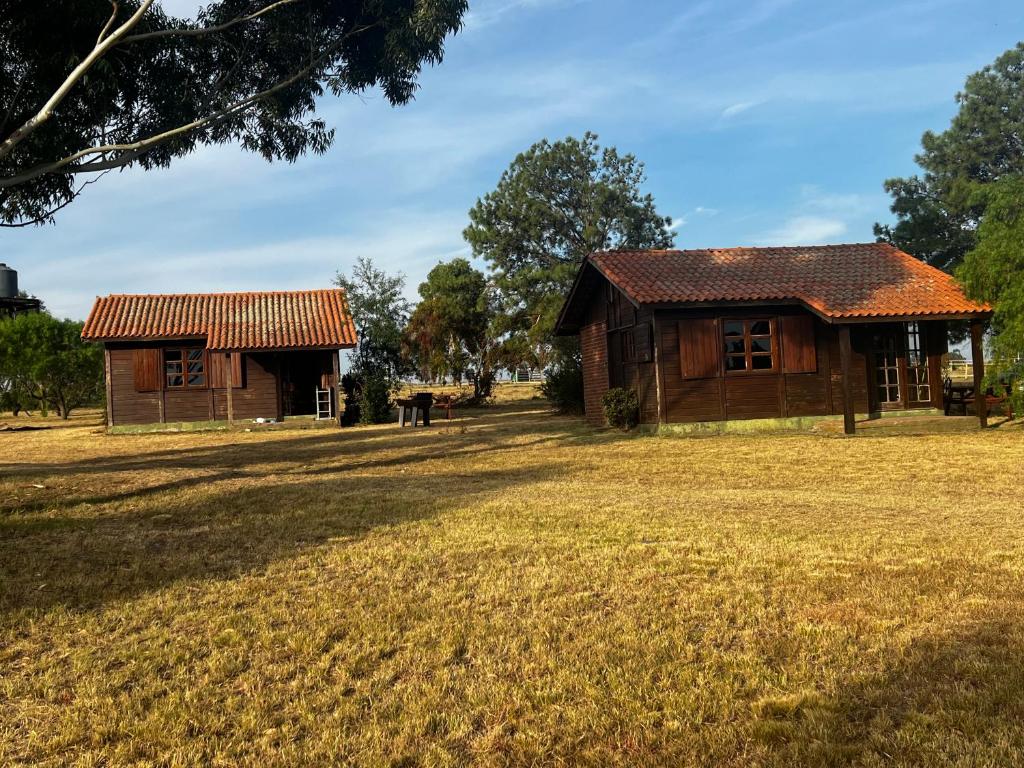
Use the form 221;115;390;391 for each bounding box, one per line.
359;376;393;424
602;387;640;430
541;358;584;414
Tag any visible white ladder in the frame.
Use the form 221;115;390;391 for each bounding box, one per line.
315;387;334;420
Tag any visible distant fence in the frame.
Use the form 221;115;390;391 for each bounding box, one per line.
945;358;1023;381
511;368;545;383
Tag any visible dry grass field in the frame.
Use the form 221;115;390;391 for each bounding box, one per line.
1;385;1023;766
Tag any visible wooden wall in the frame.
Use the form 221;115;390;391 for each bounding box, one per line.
654;307;873;424
211;353;280;421
580;320;609;425
106;343;332;426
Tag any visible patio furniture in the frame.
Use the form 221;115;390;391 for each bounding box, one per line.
944;377;1014;419
397;392;433;427
433;393;456;420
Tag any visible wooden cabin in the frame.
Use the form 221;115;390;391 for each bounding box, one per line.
81;289;357;428
554;243;992;434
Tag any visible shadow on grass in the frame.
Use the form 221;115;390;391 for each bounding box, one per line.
0;402;629;616
0;402;630;515
0;460;564;616
753;618;1024;765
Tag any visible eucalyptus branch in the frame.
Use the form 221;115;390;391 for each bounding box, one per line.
0;23;377;188
0;0;156;160
96;1;121;45
0;170;110;227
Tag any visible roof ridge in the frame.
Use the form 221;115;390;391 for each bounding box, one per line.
593;242;896;257
97;288;346;299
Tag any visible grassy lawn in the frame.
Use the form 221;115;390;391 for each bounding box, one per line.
1;387;1023;766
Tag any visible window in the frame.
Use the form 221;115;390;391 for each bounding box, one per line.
722;318;775;373
873;333;901;405
165;348;206;388
906;322;930;403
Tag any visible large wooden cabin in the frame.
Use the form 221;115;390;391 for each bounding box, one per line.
554;243;992;434
81;290;357;428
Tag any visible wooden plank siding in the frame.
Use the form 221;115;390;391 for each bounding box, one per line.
580;320;609;425
106;344;326;426
211;353;280;421
653;307;876;425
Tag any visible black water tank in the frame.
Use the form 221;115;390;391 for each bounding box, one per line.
0;264;17;298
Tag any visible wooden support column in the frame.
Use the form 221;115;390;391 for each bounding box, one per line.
225;352;235;425
838;324;856;435
103;347;114;427
652;316;664;427
970;320;987;428
333;349;342;426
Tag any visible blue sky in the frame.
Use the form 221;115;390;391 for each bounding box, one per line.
5;0;1022;320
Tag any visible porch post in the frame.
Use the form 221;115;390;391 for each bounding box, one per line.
839;324;856;435
333;349;342;427
652;316;663;427
970;320;987;428
103;346;114;427
226;352;235;425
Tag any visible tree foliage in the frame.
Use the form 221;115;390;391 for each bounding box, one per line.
0;313;103;418
0;0;467;226
334;256;410;422
405;258;496;399
957;176;1024;409
464;133;674;359
875;43;1024;271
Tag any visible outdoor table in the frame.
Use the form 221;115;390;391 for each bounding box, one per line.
397;393;433;427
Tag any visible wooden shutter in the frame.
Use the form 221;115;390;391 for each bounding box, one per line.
132;349;161;392
781;315;817;374
209;352;245;389
679;318;720;379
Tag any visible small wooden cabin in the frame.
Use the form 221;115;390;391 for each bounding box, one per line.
554;243;992;433
81;289;357;427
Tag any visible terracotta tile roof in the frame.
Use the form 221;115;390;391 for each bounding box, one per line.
590;243;990;319
81;289;357;350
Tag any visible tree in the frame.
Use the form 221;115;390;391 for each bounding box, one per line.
463;133;674;359
405;257;495;401
334;257;410;423
957;175;1024;410
0;313;104;418
875;43;1024;271
0;0;467;227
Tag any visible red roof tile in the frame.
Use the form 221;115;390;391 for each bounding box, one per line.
589;243;990;319
81;290;357;350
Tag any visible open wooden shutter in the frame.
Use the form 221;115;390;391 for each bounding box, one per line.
209;352;245;389
132;349;161;392
679;318;719;379
781;315;817;374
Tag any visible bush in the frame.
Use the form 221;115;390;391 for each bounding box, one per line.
541;358;584;414
602;387;640;430
339;373;362;426
359;375;393;424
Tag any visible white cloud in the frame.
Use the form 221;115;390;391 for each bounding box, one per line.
755;216;848;246
721;100;764;119
464;0;591;30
